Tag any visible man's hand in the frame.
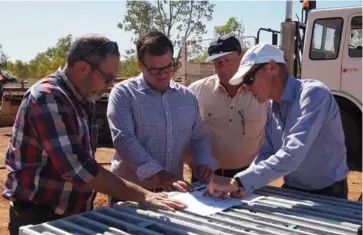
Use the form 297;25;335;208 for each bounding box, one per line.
151;170;175;189
165;180;192;192
204;174;245;198
195;164;214;182
141;192;188;211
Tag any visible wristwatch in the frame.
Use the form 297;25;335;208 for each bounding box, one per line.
233;176;245;191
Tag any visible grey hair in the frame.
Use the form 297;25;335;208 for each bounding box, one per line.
66;34;110;67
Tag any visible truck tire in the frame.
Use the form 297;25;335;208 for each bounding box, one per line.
340;109;362;171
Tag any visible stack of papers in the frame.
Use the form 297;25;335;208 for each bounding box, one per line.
169;190;262;216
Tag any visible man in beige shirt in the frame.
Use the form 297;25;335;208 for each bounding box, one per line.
189;34;268;178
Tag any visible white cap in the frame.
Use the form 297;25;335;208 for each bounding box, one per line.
229;44;285;85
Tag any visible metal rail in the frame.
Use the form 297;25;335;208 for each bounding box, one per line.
20;184;362;235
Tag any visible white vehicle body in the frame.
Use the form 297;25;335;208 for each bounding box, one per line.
300;5;362;169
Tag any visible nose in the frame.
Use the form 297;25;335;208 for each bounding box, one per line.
217;59;225;67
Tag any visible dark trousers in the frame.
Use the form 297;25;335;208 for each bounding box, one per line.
191;166;249;183
282;178;348;199
9;200;64;235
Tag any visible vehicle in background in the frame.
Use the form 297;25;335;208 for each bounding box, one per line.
260;0;362;170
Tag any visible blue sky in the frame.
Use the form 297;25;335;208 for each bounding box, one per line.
0;0;361;62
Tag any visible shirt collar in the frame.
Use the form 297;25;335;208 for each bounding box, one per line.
212;75;245;96
56;68;85;103
136;73;178;91
280;75;298;102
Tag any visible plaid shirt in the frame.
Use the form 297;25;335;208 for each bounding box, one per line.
3;69;101;216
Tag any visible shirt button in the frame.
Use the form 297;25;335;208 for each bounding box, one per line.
230;106;233;109
229;119;232;122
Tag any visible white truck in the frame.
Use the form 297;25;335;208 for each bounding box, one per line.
262;0;362;170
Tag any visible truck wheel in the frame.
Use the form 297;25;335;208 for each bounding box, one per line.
340;109;362;171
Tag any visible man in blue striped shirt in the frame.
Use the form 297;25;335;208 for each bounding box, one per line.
206;44;349;199
107;31;218;204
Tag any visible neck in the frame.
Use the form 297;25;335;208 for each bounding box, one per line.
270;75;288;103
220;80;242;97
64;66;86;99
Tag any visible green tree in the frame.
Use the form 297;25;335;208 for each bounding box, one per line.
0;44;9;70
9;60;29;79
214;17;245;37
5;35;73;80
30;34;73;78
214;17;250;49
119;57;140;78
118;0;215;65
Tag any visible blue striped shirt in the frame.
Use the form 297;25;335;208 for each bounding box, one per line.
235;76;349;193
107;75;217;189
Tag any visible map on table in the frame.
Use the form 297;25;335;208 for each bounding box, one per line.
169;190;262;216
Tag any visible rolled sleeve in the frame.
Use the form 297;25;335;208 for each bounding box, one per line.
235;86;330;194
107;85;164;181
136;159;164;181
29;91;101;187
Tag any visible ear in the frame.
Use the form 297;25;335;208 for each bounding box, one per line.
268;60;278;72
137;60;142;69
74;60;90;73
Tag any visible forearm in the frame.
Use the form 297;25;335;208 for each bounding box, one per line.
88;167;151;203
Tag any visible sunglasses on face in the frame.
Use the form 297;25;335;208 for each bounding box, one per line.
84;60;116;84
243;63;268;85
141;60;175;75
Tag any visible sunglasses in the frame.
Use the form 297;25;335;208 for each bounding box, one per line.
82;41;119;58
84;60;116;84
243;63;268;85
141;59;175;75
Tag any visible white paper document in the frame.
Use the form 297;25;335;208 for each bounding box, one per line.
169;190;262;216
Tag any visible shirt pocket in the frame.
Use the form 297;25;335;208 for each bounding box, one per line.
200;106;225;129
244;111;266;139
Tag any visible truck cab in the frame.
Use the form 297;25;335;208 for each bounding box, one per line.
301;6;362;170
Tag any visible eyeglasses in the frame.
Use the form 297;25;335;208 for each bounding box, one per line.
243;63;268;85
84;60;116;84
141;59;175;75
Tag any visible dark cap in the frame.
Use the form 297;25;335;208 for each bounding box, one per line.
206;34;242;62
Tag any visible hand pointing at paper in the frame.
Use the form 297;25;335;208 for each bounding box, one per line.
205;174;245;198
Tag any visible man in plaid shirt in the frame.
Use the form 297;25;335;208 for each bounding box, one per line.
3;34;186;235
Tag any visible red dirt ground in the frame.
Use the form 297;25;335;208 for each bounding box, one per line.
0;127;360;235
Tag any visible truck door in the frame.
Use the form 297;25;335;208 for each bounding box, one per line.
302;17;344;90
341;15;362;103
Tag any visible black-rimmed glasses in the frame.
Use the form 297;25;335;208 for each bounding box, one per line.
141;59;175;75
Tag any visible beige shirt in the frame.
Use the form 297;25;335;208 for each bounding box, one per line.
188;75;269;169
